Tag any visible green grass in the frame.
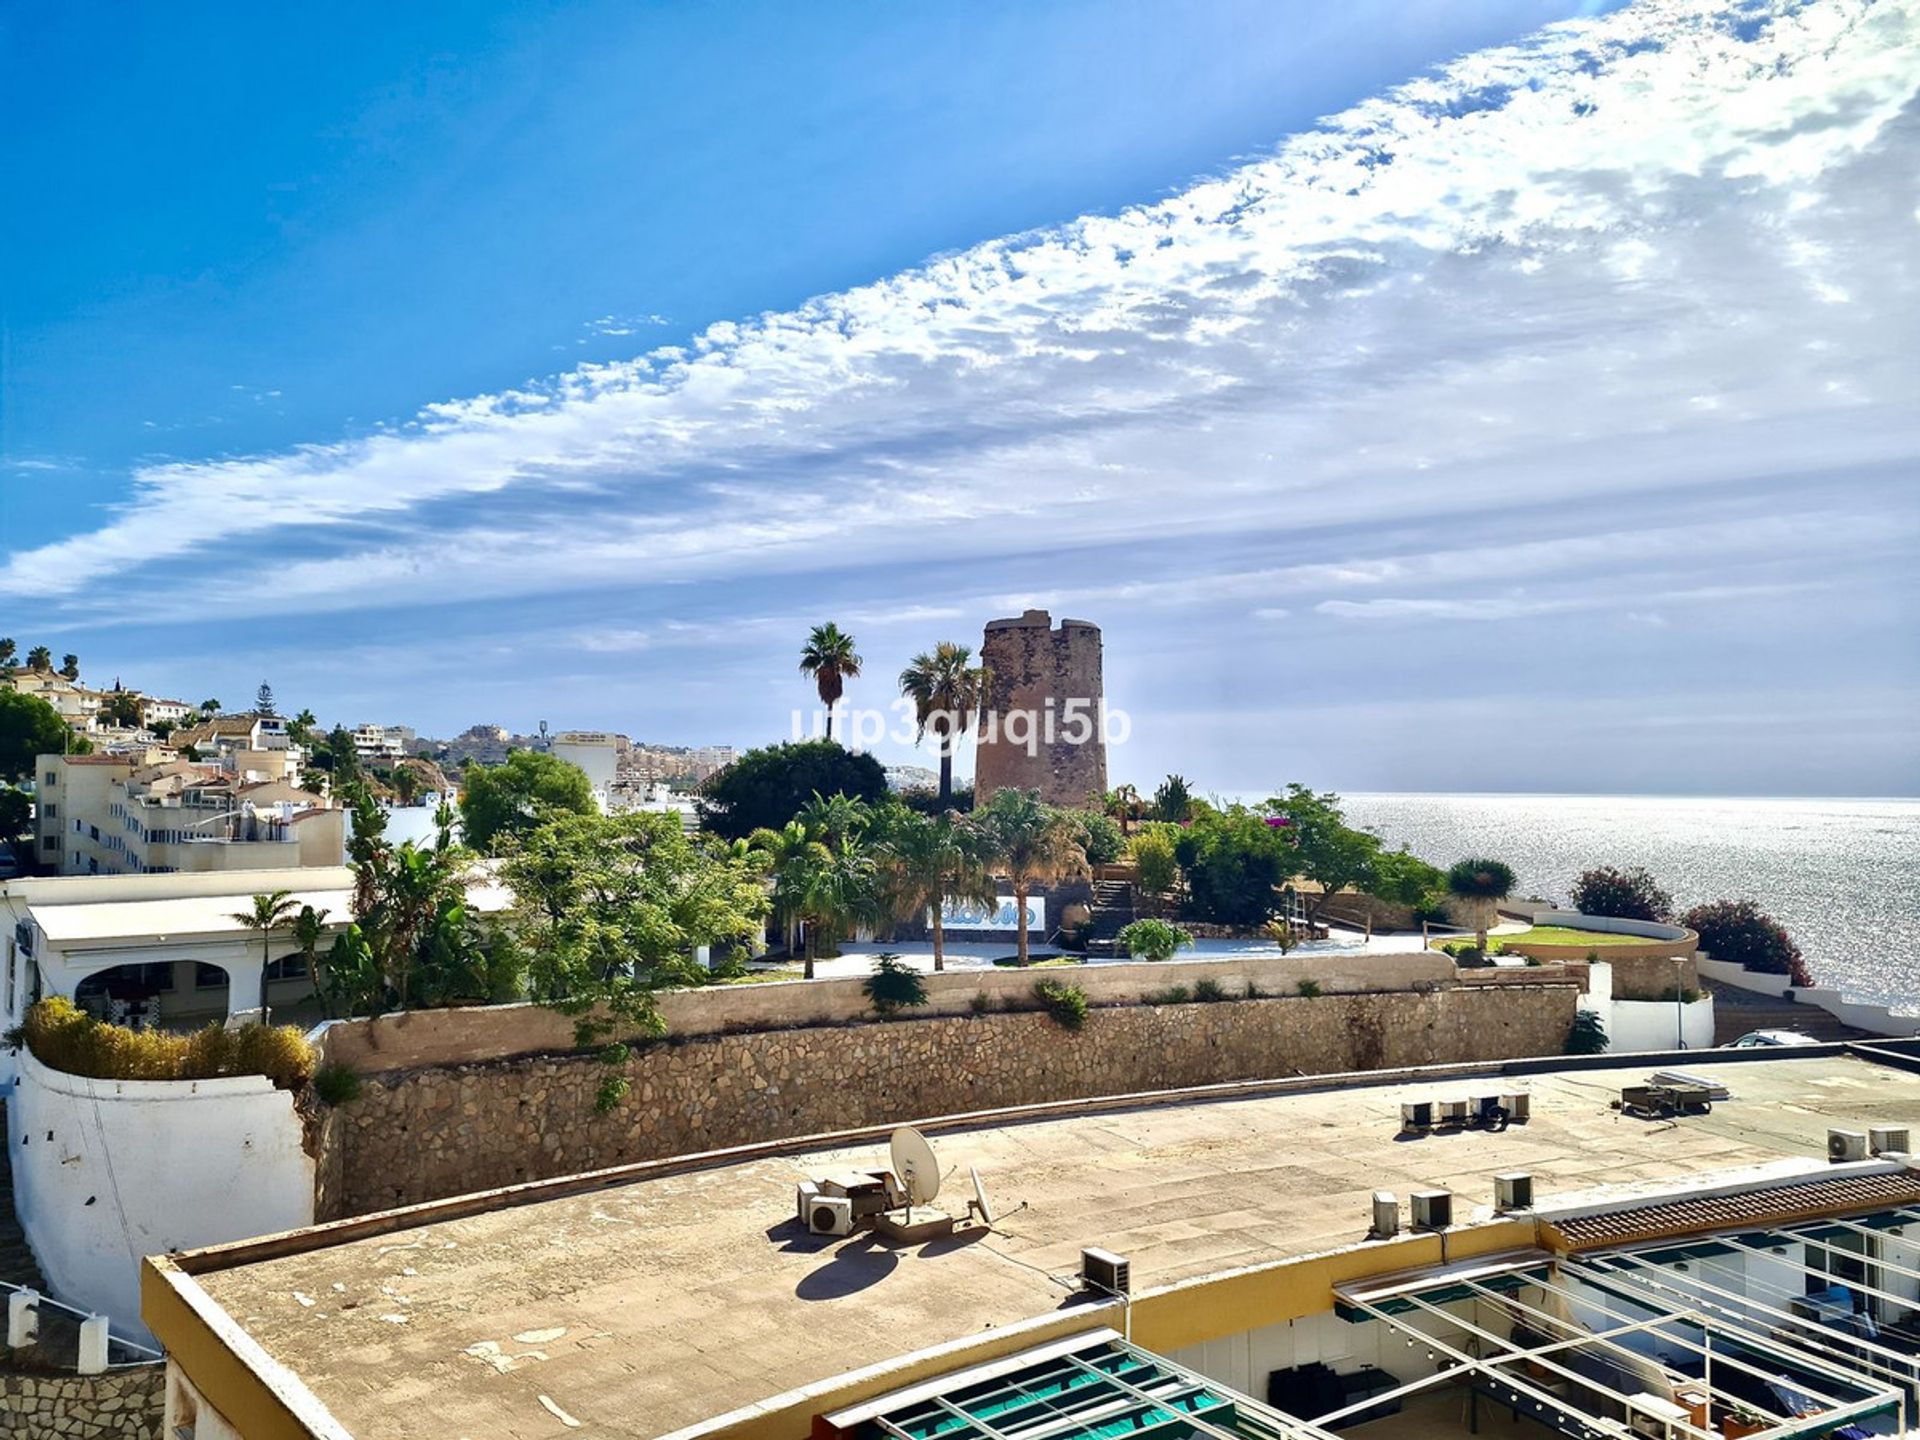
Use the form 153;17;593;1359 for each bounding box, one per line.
710;967;805;985
991;954;1085;969
1432;924;1661;954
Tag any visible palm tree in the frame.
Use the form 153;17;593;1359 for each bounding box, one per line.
232;890;301;1023
974;788;1090;967
26;646;51;672
796;790;870;852
0;638;15;669
288;904;334;1014
799;623;862;741
898;642;992;805
200;698;221;717
879;810;997;971
1446;858;1517;954
58;654;79;681
749;821;832;961
795;841;878;979
393;765;421;807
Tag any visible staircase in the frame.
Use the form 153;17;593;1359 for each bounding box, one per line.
1709;986;1873;1046
1085;878;1136;958
0;1103;47;1294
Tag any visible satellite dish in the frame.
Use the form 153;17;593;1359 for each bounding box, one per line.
969;1165;995;1228
890;1126;941;1208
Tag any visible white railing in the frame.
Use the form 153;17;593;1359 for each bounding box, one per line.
1;1278;161;1373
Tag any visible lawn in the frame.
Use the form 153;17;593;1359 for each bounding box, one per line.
709;967;805;985
1503;925;1663;947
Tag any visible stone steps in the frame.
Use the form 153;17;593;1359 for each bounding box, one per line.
1709;991;1872;1045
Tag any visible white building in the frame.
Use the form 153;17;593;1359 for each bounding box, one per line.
551;730;628;811
350;723;406;766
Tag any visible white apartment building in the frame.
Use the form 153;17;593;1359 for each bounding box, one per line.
3;669;104;732
551;730;628;810
138;695;193;727
350;723;406;766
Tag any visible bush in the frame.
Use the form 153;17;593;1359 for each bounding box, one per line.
1117;918;1193;962
1193;977;1229;1003
969;991;995;1015
1370;848;1445;907
1142;985;1191;1005
1074;810;1127;866
1565;1010;1608;1055
1033;978;1089;1031
20;998;315;1089
312;1061;363;1106
1297;979;1323;1000
1682;899;1811;987
1410;893;1452;925
1446;858;1516;899
1175;809;1290;926
863;953;929;1016
1128;825;1181;898
1570;865;1673;923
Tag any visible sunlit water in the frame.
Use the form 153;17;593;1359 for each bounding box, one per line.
1323;794;1920;1010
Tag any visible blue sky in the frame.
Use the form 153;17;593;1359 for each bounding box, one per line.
3;0;1916;795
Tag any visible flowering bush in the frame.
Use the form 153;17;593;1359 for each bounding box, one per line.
1681;900;1811;987
1570;865;1673;922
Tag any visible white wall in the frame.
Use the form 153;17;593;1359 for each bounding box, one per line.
1534;910;1692;942
9;1048;314;1341
1696;953;1920;1038
1584;960;1715;1052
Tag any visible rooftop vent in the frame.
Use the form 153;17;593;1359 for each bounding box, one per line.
1081;1247;1131;1296
1411;1190;1453;1231
1370;1191;1400;1239
1495;1173;1534;1213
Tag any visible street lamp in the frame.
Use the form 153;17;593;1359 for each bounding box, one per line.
1674;955;1688;1050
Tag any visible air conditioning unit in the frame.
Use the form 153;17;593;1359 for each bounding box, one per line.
1437;1098;1469;1127
808;1196;856;1236
1411;1190;1453;1231
1829;1129;1869;1163
1871;1126;1911;1156
1501;1092;1532;1124
1495;1173;1534;1213
795;1180;822;1223
1400;1101;1433;1132
1081;1247;1132;1296
1370;1191;1400;1238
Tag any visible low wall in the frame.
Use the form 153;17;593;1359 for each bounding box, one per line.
9;1050;315;1341
0;1364;162;1440
1697;954;1920;1038
324;982;1578;1214
314;950;1461;1074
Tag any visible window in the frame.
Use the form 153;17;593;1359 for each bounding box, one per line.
265;955;308;981
40;836;56;851
195;964;228;990
42;771;55;788
42;803;56;819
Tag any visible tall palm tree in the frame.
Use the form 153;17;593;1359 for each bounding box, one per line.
0;638;15;669
879;810;997;971
26;646;52;672
898;642;992;805
796;790;870;852
748;821;833;962
974;788;1091;967
232;890;301;1023
799;623;862;741
288;904;334;1013
200;698;221;716
795;840;877;979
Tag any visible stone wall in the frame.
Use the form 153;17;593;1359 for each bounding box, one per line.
974;609;1107;809
0;1364;163;1439
324;983;1576;1215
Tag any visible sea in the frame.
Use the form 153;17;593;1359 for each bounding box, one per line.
1332;794;1920;1012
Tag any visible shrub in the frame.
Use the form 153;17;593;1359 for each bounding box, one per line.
20;998;315;1089
1682;900;1811;987
968;990;995;1015
1297;979;1323;1000
1446;858;1516;899
1033;978;1089;1031
1074;810;1127;866
1243;980;1266;1000
312;1061;363;1106
1410;892;1452;925
863;953;929;1016
1193;977;1229;1003
1128;825;1181;898
1369;848;1445;907
1176;810;1291;926
1565;1010;1609;1055
1143;985;1191;1005
1570;865;1673;923
1117;918;1193;963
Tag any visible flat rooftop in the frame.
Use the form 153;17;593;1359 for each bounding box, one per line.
180;1052;1920;1440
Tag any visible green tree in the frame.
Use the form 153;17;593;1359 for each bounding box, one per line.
0;690;82;782
199;697;221;716
58;654;79;681
232;891;301;1024
898;641;991;804
101;689;143;728
1266;785;1384;925
1446;858;1516;954
876;808;996;971
0;785;31;867
1073;810;1127;866
1151;774;1193;823
286;904;335;1013
1174;808;1291;926
255;681;276;716
799;622;862;741
393;765;421;807
286;708;318;745
458;749;595;853
1128;823;1182;903
749;820;833;961
509;809;770;1032
974;788;1090;967
795;790;872;852
699;738;888;840
1370;846;1445;907
0;638;14;670
26;646;52;672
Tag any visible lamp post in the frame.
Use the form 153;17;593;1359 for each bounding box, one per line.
1674;955;1687;1050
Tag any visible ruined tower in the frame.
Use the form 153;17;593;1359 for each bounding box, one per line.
973;610;1107;810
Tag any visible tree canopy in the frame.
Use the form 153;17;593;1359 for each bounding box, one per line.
459;749;596;853
0;690;85;781
699;738;888;841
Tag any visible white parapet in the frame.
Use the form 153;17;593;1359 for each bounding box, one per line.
7;1288;39;1348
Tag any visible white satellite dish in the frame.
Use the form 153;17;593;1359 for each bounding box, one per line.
890;1126;941;1210
969;1165;995;1228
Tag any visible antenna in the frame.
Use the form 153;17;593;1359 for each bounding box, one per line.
968;1165;995;1228
890;1126;940;1221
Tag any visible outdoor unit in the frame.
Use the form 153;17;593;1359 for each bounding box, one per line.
1081;1248;1132;1296
1411;1190;1453;1231
1437;1097;1469;1127
795;1180;822;1224
1871;1126;1911;1156
1494;1173;1534;1213
1400;1101;1433;1132
1370;1191;1400;1239
1500;1092;1532;1124
1828;1129;1869;1163
808;1196;856;1237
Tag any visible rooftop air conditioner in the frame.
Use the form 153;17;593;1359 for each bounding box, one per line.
1400;1101;1433;1133
795;1180;822;1224
1871;1126;1911;1156
808;1196;856;1237
1495;1173;1534;1213
1370;1191;1400;1239
1500;1092;1532;1124
1437;1098;1469;1127
1081;1248;1132;1296
1411;1191;1453;1231
1829;1129;1869;1164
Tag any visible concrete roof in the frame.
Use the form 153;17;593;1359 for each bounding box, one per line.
185;1051;1920;1440
29;877;512;946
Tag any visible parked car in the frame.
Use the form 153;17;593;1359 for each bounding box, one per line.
1727;1028;1820;1048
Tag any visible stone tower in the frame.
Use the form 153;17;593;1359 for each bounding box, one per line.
974;610;1107;810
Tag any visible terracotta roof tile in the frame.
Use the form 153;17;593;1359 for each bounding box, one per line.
1546;1170;1920;1251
